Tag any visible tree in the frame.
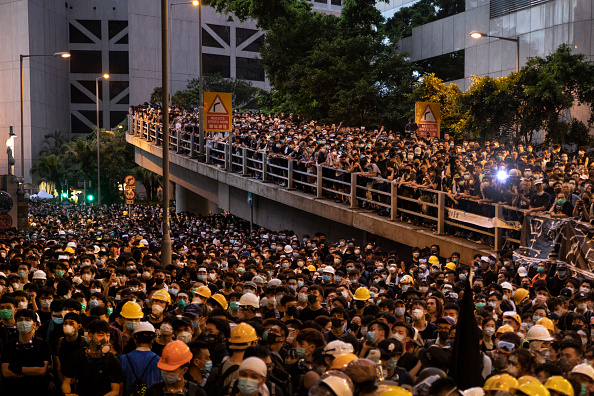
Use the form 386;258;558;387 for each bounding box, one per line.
150;87;163;104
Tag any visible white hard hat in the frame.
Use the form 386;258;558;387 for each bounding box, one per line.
324;340;354;357
526;325;554;341
133;321;156;334
32;270;47;280
500;282;513;291
323;266;335;275
464;387;485;396
572;363;594;381
239;293;260;308
321;375;354;396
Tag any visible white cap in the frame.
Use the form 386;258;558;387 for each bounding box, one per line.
140;239;149;246
134;322;156;334
572;363;594;381
518;267;528;277
268;278;282;287
323;266;336;275
481;256;490;262
32;270;47;280
324;340;354;357
284;245;293;254
67;241;76;248
501;282;513;291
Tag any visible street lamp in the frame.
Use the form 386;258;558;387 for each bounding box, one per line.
470;31;520;73
20;51;70;181
161;0;172;265
96;73;110;206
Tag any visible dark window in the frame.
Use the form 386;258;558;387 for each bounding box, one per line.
71;113;94;134
206;24;230;45
314;0;326;3
70;50;102;74
109;51;129;74
413;50;465;82
236;28;258;47
70;84;95;104
243;36;264;52
109;20;127;39
203;54;230;78
69;23;94;43
115;34;128;44
110;111;128;128
116;94;130;105
236;57;265;82
109;80;129;101
491;0;552;18
202;29;224;48
331;0;342;4
78;110;100;128
77;20;101;40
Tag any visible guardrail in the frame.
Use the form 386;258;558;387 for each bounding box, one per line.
128;116;525;250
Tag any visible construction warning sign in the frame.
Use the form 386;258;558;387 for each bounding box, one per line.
415;102;441;139
204;92;232;132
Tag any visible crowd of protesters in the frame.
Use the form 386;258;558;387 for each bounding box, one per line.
129;105;594;245
0;200;592;396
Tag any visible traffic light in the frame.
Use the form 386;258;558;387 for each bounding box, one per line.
87;194;94;202
61;192;68;199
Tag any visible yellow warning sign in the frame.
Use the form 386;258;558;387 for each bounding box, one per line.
204;92;232;132
415;102;441;138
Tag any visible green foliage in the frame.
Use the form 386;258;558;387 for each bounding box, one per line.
386;0;464;39
150;87;163;104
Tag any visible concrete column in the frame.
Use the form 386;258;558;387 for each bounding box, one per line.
175;185;210;215
210;200;223;214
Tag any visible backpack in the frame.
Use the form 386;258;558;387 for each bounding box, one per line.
125;354;157;396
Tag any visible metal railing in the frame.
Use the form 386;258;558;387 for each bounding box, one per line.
128;116;526;249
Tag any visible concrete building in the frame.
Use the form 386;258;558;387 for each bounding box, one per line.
394;0;594;90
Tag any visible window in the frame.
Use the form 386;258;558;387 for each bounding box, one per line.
69;23;94;43
490;0;552;18
236;57;265;82
70;51;102;74
202;29;224;48
77;20;101;40
109;51;129;74
206;24;230;46
70;84;95;104
110;111;129;128
236;28;258;47
109;80;129;100
203;54;230;78
243;36;264;52
71;113;94;134
413;50;465;82
109;20;127;40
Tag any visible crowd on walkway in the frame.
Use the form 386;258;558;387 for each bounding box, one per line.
0;201;593;396
129;105;594;235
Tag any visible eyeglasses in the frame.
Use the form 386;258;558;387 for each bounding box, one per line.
497;340;516;352
241;306;257;312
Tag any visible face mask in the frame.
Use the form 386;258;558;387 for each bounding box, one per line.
307;295;318;305
203;360;213;374
0;309;13;320
475;303;486;310
17;321;33;334
82;273;92;282
322;275;331;282
161;370;180;385
89;300;100;309
40;299;52;309
366;331;376;343
18;301;28;310
297;280;304;288
557;199;566;206
484;327;495;336
459;273;467;281
411;309;424;321
160;323;174;336
152;304;165;315
126;321;139;331
63;324;76;336
18;269;28;279
56;270;65;277
393;333;404;342
420;286;428;293
395;307;406;316
579;303;588;311
238;378;260;395
295;347;306;358
198;275;207;282
298;293;308;302
52;317;64;325
177;331;192;344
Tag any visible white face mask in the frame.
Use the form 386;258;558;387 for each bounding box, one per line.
411;309;424;321
160;323;174;336
177;331;192;344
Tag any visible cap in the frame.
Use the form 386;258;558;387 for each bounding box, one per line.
575;291;588;301
436;317;455;326
244;281;258;289
251;277;264;285
183;304;203;317
239;357;267;377
533;179;543;185
518;267;528;277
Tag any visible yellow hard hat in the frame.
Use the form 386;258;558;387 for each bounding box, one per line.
330;353;358;370
64;247;75;254
400;275;413;285
229;323;258;348
210;293;228;310
152;289;171;304
157;340;193;370
195;286;211;299
484;374;518;392
445;262;456;271
120;301;144;319
536;317;555;333
353;287;371;301
514;288;530;305
545;376;574;396
428;256;440;264
496;324;515;335
515;377;550;396
379;386;413;396
307;265;317;272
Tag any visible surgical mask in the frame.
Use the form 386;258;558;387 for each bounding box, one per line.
18;269;28;279
63;324;76;336
238;378;260;395
90;288;101;294
198;275;207;282
203;361;213;374
52;317;64;325
366;331;376;343
420;286;428;293
208;273;217;281
55;270;65;277
387;357;399;370
40;299;52;309
322;275;331;282
295;347;306;358
0;309;13;320
459;273;467;281
160;324;174;336
488;301;497;308
393;333;404;342
395;307;406;316
177;331;192;343
18;301;28;309
230;301;239;311
89;300;100;309
298;293;308;302
297;280;304;288
126;321;139;331
161;370;180;385
578;303;588;311
82;273;92;282
152;304;165;315
484;327;495;336
475;303;486;310
268;297;277;307
16;321;33;334
411;309;424;321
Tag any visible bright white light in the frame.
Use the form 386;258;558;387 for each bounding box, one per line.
496;170;508;182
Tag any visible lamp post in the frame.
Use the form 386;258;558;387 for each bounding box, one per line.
20;51;70;181
161;0;172;266
470;31;520;73
96;73;110;206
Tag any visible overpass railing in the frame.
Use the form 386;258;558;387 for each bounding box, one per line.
129;116;525;249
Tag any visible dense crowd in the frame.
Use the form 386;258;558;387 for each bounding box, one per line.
129;105;594;233
0;201;592;396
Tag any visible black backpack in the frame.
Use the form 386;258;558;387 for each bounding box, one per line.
125;354;157;396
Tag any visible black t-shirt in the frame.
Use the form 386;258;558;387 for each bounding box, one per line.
62;349;124;396
417;322;437;343
298;306;329;323
398;351;420;372
529;192;550;210
1;336;52;394
36;310;52;325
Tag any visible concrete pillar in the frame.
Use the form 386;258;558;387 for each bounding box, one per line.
210;201;223;214
175;185;210;215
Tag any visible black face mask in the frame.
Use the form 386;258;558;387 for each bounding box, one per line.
287;306;298;317
331;318;343;329
350;323;360;332
355;300;366;309
436;279;444;285
307;294;318;305
155;278;164;285
437;331;449;341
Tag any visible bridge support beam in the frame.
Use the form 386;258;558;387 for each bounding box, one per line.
175;185;210;215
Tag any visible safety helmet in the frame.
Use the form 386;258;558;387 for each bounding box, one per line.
526;325;554;341
417;367;447;382
515;378;550;396
536;317;555;333
571;364;594;381
134;322;156;334
353;287;371;301
229;323;258;349
483;374;518;392
239;293;260;308
210;293;228;310
152;289;171;304
378;386;413;396
324;340;354;357
195;286;211;299
496;324;515;335
157;340;193;371
307;265;317;272
545;376;574;396
321;375;354;396
463;388;485;396
445;263;457;271
329;353;358;370
514;288;530;305
120;301;143;319
428;256;440;264
400;275;413;285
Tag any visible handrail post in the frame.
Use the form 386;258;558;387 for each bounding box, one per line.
316;165;323;198
494;204;503;250
391;182;397;221
288;160;294;189
206;146;211;164
437;191;445;234
156;125;161;145
242;147;248;176
224;143;230;171
190;135;196;158
262;151;268;181
350;172;357;208
176;130;182;154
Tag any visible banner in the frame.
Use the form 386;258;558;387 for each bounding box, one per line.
514;216;594;276
446;208;521;230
